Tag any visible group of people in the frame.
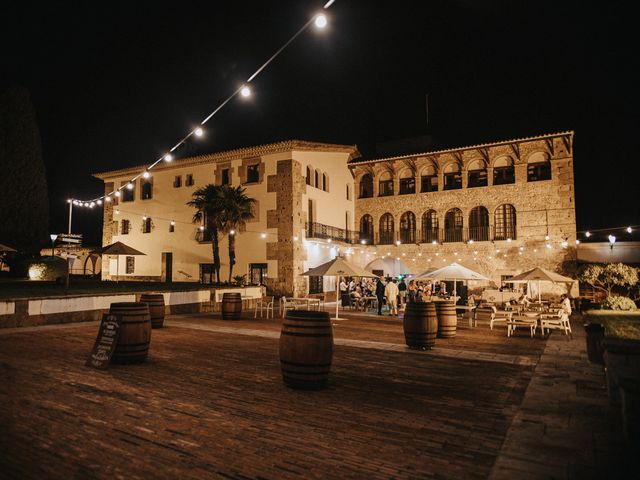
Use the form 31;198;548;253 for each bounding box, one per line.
340;276;449;316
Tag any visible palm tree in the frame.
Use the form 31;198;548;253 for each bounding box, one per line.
187;185;223;283
218;186;256;282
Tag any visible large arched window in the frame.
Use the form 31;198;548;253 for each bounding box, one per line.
468;206;489;241
467;160;487;188
322;173;328;192
420;164;438;192
493;156;515;185
378;171;394;196
494;204;517;240
359;214;374;244
421;210;439;243
399;211;416;243
379;213;394;244
306;166;312;185
527;152;551;182
443;163;462;190
444;208;463;242
359;174;373;198
399;169;416;195
314;169;320;188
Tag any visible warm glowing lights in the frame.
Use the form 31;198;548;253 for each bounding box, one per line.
164;153;173;162
143;171;150;179
199;226;205;231
97;199;102;205
114;191;121;197
261;233;267;239
609;234;617;245
327;238;332;243
293;235;299;241
194;127;204;137
170;221;175;226
360;239;366;245
240;86;251;97
395;240;401;246
315;14;327;28
576;239;580;245
585;231;591;238
67;199;72;204
89;202;95;208
229;229;235;235
561;240;568;248
105;197;111;203
432;240;437;245
627;227;633;233
507;238;512;242
544;234;550;241
115;209;120;215
546;243;552;249
126;183;134;190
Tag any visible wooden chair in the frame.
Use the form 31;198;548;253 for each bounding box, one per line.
540;311;572;337
254;296;274;319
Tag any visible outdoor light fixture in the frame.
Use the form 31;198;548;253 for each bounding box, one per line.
170;221;175;226
507;238;512;242
89;202;95;208
544;234;550;241
360;239;366;245
468;239;474;244
199;226;204;231
546;243;552;249
327;238;332;243
395;240;401;245
576;239;580;245
143;171;150;179
194;127;204;137
114;191;121;197
609;235;616;249
49;234;58;257
115;209;120;215
240;86;251;97
164;154;173;162
67;199;72;204
261;233;267;239
143;216;147;221
229;229;235;235
126;183;133;190
432;240;437;245
561;240;568;248
627;226;633;233
585;231;591;237
293;235;299;241
315;14;327;28
97;200;102;205
105;196;111;203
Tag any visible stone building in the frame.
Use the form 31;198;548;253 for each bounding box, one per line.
95;131;576;296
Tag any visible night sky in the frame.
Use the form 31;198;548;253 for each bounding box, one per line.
2;0;638;246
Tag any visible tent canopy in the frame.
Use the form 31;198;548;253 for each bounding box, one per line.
365;257;413;277
100;241;146;256
302;256;376;278
414;262;489;281
505;267;574;283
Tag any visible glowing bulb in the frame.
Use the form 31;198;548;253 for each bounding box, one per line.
507;238;512;242
194;127;204;137
126;183;133;190
576;239;580;245
418;252;422;256
97;200;102;205
315;14;327;28
261;233;267;239
164;154;173;162
627;227;633;233
609;235;616;245
170;221;175;226
561;241;568;248
143;216;147;221
432;240;437;245
73;200;79;205
114;191;121;197
199;226;205;231
468;239;474;244
240;86;251;97
89;202;95;208
360;239;366;245
229;229;235;235
546;243;552;249
67;199;72;204
544;234;550;241
327;238;332;243
105;197;111;203
143;171;150;179
395;240;401;245
585;231;591;237
396;257;400;260
293;235;299;241
115;209;120;215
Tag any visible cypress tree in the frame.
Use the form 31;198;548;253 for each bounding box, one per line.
0;86;50;254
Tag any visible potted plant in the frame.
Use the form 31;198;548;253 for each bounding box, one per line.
233;274;247;287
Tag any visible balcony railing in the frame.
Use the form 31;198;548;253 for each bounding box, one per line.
305;223;516;245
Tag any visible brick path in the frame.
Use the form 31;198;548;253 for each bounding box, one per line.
0;310;631;478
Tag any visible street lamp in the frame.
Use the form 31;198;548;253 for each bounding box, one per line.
49;234;58;257
609;235;616;250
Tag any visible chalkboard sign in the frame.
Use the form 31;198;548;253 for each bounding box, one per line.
86;314;120;369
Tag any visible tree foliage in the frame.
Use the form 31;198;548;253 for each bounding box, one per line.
187;184;223;283
0;86;50;253
578;263;639;299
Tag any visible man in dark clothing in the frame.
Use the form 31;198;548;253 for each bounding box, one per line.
398;278;407;307
375;278;385;315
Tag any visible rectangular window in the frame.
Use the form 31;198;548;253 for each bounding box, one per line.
249;263;268;285
494;168;515;185
246;164;260;183
309;276;323;294
399;177;416;194
527;163;552;182
185;174;194;186
142;217;152;234
379;179;394;196
126;256;135;274
346;184;351;200
173;175;182;188
200;264;215;284
468;170;488;188
169;222;175;233
443;173;462;190
121;219;130;235
122;184;134;202
140;179;153;199
221;168;230;185
420;175;438;192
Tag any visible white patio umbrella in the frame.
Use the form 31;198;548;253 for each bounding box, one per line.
99;241;146;283
301;256;377;320
504;267;574;302
414;262;489;298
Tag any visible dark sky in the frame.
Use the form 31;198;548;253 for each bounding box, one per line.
2;0;638;245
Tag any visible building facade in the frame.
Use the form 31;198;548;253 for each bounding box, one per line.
96;131;576;296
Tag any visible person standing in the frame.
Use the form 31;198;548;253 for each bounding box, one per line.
385;278;399;316
560;294;572;316
375;277;386;315
407;280;416;303
398;278;407;306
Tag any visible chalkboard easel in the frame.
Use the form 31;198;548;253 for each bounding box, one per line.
85;314;120;370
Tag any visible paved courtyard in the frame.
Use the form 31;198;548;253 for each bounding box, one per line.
0;308;635;479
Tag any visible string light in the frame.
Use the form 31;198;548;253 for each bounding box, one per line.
142;171;150;179
164;154;173;162
114;191;121;197
585;231;591;237
261;233;267;239
544;234;550;241
627;227;633;233
126;183;134;190
105;196;111;203
240;86;251;97
194;127;204;137
229;229;235;235
315;14;328;28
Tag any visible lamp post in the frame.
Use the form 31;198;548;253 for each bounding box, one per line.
609;235;616;250
49;234;58;257
67;199;73;234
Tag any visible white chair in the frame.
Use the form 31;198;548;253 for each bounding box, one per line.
540;311;572;337
255;296;274;319
507;316;537;337
489;306;512;330
280;296;306;317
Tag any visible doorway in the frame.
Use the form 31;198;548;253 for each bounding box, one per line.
162;252;173;283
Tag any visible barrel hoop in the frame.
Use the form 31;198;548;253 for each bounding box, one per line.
281;331;332;338
116;320;150;325
280;360;332;367
282;323;331;329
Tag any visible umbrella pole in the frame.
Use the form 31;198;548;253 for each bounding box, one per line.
116;255;120;285
335;275;340;320
538;280;541;303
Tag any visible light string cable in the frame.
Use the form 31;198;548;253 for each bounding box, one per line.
71;1;338;206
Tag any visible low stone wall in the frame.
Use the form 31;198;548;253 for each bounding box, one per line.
0;287;264;328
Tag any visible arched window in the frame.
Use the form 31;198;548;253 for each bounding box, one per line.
359;214;374;243
359;174;373;198
494;204;517;240
306;166;312;185
443;163;462;190
379;213;395;244
421;210;439;243
444;208;463;242
493;156;515;185
314;169;320;188
527;152;551;182
322;173;328;192
468;206;489;241
378;171;394;196
399;211;416;243
399;169;416;195
420;164;438;192
467;160;487;188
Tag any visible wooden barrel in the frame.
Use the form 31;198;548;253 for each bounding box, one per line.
109;302;151;364
140;293;165;328
403;302;437;349
436;301;457;338
221;292;242;320
279;310;333;390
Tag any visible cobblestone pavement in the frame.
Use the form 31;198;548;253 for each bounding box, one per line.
0;310;631;479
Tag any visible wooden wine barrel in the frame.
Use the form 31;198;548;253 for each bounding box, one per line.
403;301;437;349
140;293;165;328
279;310;333;390
109;302;151;364
435;301;457;338
221;292;242;320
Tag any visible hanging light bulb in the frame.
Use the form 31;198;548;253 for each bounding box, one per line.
315;14;327;28
126;183;134;190
293;235;299;241
585;231;591;238
67;199;72;204
240;85;251;97
194;127;204;137
164;153;173;162
170;221;175;226
143;215;147;221
199;226;205;231
114;191;121;197
544;234;550;241
89;202;95;208
627;226;633;233
395;240;401;246
115;209;120;215
229;229;235;235
142;171;150;179
575;239;580;245
105;196;111;203
261;233;267;239
97;199;102;205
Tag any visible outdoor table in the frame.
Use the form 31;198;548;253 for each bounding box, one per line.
455;305;477;327
508;313;539;337
358;296;378;311
290;297;321;311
